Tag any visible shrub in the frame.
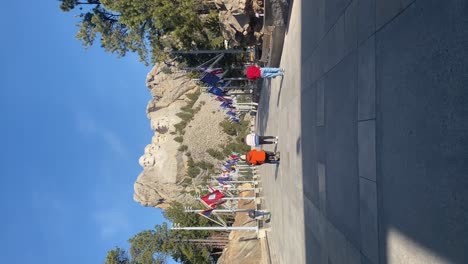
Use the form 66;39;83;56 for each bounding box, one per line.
186;91;201;102
187;166;201;177
181;106;195;114
176;112;194;122
174;136;184;143
207;148;224;160
222;141;251;156
161;66;172;74
155;126;169;134
174;121;187;134
193;105;202;114
178;145;188;152
187;156;201;177
196;161;214;170
219;120;239;136
187;71;200;79
219;118;250;137
181;177;192;187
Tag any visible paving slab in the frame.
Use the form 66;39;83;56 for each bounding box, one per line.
260;1;468;264
357;35;376;120
357;0;376;43
359;177;379;263
358;120;376;182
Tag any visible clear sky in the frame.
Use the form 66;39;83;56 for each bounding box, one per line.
0;1;169;263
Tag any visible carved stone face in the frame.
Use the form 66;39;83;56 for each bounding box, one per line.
139;154;156;168
151;135;159;145
144;144;158;154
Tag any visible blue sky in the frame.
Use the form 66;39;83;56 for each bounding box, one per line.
0;1;169;263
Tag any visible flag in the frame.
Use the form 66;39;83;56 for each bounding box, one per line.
216;176;230;184
200;73;221;86
208;86;224;96
222;184;233;191
200;190;225;208
200;67;224;78
199;208;214;216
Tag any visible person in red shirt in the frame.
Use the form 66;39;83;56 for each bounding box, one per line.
245;65;284;80
241;149;280;165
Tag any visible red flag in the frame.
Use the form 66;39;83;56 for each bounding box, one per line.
200;190;225;208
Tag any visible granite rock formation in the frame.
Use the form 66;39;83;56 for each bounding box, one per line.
133;64;227;209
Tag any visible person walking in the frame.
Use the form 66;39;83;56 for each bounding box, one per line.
242;133;278;147
245;65;284;80
241;149;280;166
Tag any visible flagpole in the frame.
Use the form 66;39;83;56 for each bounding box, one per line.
212;180;257;184
194;196;255;201
201;187;256;191
222;197;256;201
170;49;254;55
172;223;258;232
185;208;253;213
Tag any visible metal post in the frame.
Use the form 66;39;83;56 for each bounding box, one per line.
201;187;256;191
224;180;256;183
170;49;253;54
225;91;253;95
222;77;250;81
185;208;253;213
172;224;258;232
222;197;256;201
211;180;256;184
235;102;259;106
222;86;256;90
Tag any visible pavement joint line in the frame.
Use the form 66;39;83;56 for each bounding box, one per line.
357;117;376;122
301;0;358;63
375;0;417;32
359;175;376;183
303;45;358;89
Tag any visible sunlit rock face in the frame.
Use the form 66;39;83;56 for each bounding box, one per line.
133;63;229;209
134;63;197;209
217;0;264;47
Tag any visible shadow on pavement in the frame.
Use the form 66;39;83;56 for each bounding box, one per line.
257;79;271;135
284;0;294;35
276;76;284;106
299;1;468;264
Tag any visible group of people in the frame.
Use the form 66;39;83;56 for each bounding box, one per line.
204;64;285;166
240;132;280;166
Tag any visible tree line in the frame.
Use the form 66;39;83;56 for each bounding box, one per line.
59;0;223;65
105;202;225;264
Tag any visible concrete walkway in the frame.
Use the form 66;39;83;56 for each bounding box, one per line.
258;0;468;263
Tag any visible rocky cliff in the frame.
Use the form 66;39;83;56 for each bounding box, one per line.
133;64;228;209
216;0;264;47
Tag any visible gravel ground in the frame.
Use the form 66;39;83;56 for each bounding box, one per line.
184;93;230;166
